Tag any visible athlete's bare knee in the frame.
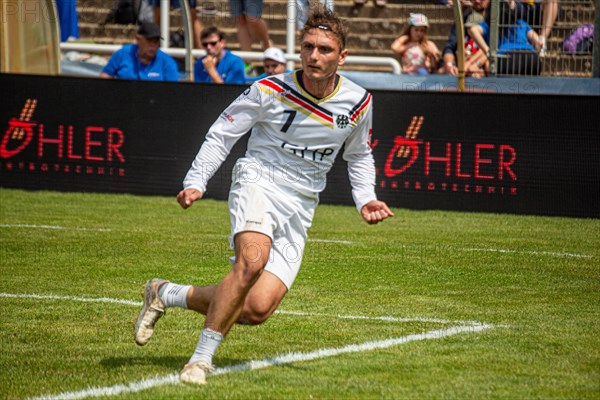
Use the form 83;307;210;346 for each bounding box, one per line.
238;300;275;325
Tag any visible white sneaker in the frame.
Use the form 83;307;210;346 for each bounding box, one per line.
539;36;547;57
180;361;214;385
134;278;167;346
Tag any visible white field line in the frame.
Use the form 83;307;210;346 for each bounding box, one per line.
0;292;483;326
401;243;593;259
458;247;593;259
0;224;112;232
0;293;141;306
275;310;484;326
308;238;352;245
28;324;494;400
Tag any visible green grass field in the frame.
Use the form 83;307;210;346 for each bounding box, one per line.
1;188;599;399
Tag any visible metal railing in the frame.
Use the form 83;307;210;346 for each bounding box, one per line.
487;0;596;78
62;0;401;78
59;42;402;77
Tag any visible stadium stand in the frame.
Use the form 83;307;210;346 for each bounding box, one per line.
75;0;595;77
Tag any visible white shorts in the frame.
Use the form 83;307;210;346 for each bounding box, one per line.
228;159;318;289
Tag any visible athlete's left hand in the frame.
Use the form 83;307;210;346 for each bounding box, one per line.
361;200;394;225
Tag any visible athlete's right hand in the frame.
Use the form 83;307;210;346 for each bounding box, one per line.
177;188;203;209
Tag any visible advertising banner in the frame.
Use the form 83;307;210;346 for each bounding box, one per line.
1;74;598;217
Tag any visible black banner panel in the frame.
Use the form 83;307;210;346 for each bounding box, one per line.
1;74;598;218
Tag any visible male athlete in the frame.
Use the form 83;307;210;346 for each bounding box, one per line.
134;4;394;385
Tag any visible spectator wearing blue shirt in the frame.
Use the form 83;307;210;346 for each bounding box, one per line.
469;9;543;76
194;27;246;84
101;22;179;81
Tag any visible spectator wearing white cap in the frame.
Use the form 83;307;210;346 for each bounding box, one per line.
391;13;441;75
246;47;293;83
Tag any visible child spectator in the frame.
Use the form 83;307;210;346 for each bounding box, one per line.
391;13;441;75
246;47;292;83
469;5;543;76
504;0;558;56
440;0;489;78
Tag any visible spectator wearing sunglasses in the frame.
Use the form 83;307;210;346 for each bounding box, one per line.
193;27;246;84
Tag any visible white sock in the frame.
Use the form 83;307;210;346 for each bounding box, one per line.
189;328;223;366
158;282;191;309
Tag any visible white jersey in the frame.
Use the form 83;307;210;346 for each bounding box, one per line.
183;71;377;211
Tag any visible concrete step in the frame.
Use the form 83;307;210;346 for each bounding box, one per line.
79;22;450;52
75;0;595;78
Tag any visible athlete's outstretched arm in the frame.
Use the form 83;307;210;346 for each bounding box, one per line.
360;200;394;225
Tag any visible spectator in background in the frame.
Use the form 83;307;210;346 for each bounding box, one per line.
229;0;272;72
100;22;179;81
194;26;246;84
391;13;441;75
354;0;386;8
246;47;292;83
469;4;543;76
151;0;203;49
440;0;489;78
55;0;80;42
505;0;558;56
296;0;333;29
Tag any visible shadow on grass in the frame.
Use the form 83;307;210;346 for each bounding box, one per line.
101;355;310;373
101;355;188;369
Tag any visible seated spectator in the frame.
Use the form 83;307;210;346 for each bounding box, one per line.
505;0;558;55
151;0;203;49
100;22;179;81
440;0;489;78
354;0;386;8
194;27;246;84
469;7;543;76
563;24;594;54
246;47;293;83
55;0;80;42
391;13;441;75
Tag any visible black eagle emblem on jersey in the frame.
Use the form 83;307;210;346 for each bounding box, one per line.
336;114;350;129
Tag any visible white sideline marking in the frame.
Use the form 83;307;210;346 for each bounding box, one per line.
0;293;141;307
458;247;592;259
308;238;352;245
0;293;483;326
0;224;112;232
402;243;593;259
275;310;484;326
29;324;494;400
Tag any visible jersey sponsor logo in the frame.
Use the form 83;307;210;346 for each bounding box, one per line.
221;112;235;123
281;141;334;161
